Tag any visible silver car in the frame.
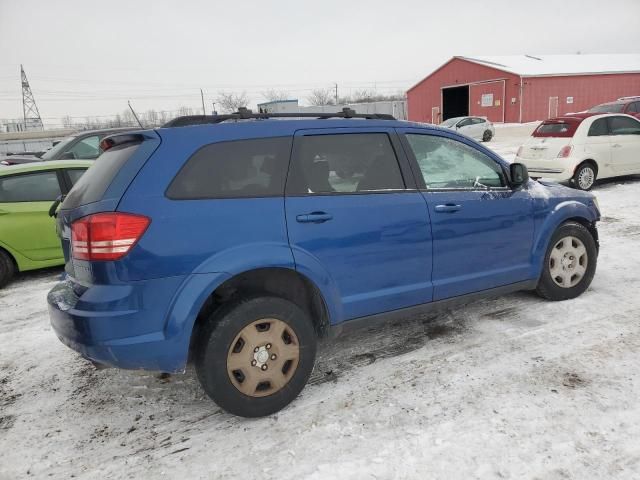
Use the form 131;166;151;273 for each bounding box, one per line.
440;116;495;142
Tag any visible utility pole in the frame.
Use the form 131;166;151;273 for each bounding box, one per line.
334;83;338;106
20;65;44;131
200;89;206;115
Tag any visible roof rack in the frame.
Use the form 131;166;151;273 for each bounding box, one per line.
162;107;396;128
617;96;640;101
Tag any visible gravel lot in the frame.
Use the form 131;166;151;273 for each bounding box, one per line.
2;126;640;480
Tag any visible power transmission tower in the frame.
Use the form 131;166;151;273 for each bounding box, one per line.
21;65;44;131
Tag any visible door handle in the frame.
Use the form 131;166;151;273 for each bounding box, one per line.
434;204;462;213
0;209;8;216
612;144;622;148
296;212;333;223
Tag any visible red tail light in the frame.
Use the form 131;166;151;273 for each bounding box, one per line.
557;145;573;158
71;213;150;261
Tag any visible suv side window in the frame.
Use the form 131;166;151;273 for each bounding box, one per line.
405;134;506;189
0;171;61;202
287;133;405;194
166;137;291;199
608;116;640;135
588;118;610;137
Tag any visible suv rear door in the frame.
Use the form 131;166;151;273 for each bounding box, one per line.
285;128;433;322
399;128;534;300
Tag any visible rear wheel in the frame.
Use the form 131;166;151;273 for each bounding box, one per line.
195;296;317;417
536;222;597;301
0;250;15;288
573;163;597;190
482;130;493;142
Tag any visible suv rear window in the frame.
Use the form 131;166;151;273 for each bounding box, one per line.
166;137;291;199
532;119;580;138
62;142;141;209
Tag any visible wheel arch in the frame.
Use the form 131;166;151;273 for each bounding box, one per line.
531;202;599;278
0;243;19;272
186;267;332;361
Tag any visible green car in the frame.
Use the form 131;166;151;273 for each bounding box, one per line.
0;160;92;287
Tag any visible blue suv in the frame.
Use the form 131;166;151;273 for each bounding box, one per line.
48;109;600;417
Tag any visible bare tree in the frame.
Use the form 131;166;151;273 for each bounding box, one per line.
261;89;290;103
307;88;334;106
216;92;250;113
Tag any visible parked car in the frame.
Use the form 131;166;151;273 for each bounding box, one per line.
440;116;495;142
515;113;640;190
0;160;92;287
48;111;600;418
0;127;139;166
588;96;640;119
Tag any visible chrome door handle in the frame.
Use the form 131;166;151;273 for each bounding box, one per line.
612;144;622;148
434;204;461;213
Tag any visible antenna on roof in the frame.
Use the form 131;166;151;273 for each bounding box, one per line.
128;100;144;128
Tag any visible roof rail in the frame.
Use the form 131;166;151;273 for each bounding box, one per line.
162;107;396;128
617;96;640;101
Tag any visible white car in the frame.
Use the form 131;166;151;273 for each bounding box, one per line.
440;116;495;142
515;113;640;190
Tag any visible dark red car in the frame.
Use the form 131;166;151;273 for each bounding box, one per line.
588;96;640;119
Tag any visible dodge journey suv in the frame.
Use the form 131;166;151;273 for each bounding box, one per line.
48;108;601;417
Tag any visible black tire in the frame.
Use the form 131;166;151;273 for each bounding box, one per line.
195;296;317;418
482;130;493;142
536;222;597;301
0;249;16;288
572;162;597;191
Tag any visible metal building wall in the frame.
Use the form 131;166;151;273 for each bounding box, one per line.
521;73;640;122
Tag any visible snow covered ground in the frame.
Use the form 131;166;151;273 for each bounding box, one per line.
2;127;640;480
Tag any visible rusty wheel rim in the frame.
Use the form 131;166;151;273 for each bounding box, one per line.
226;318;300;397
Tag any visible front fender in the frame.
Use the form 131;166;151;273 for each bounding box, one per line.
531;200;599;277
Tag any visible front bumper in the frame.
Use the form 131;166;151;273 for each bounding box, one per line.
48;275;188;372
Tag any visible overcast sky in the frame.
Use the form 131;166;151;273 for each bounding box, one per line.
1;0;639;125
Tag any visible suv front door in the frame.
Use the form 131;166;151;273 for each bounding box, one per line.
285;128;433;322
400;129;535;300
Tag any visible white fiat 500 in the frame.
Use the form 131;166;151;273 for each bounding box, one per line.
515;113;640;190
440;116;495;142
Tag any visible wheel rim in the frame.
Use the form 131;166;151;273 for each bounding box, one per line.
226;318;300;398
549;236;588;288
577;166;595;190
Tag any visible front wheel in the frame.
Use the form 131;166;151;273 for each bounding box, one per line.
195;296;317;417
536;222;597;301
573;163;597;190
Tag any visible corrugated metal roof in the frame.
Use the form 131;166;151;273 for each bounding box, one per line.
458;54;640;77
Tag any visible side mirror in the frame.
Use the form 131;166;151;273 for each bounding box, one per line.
510;163;529;188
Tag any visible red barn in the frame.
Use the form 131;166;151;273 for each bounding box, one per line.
407;54;640;124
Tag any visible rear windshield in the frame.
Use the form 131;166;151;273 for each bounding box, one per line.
532;119;580;138
588;103;625;113
62;142;140;209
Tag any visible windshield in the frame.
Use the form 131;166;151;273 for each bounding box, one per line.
588;103;625;113
41;136;77;160
440;117;461;127
532;119;580;137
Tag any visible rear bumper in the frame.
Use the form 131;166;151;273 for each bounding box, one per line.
516;156;577;183
48;275;189;372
